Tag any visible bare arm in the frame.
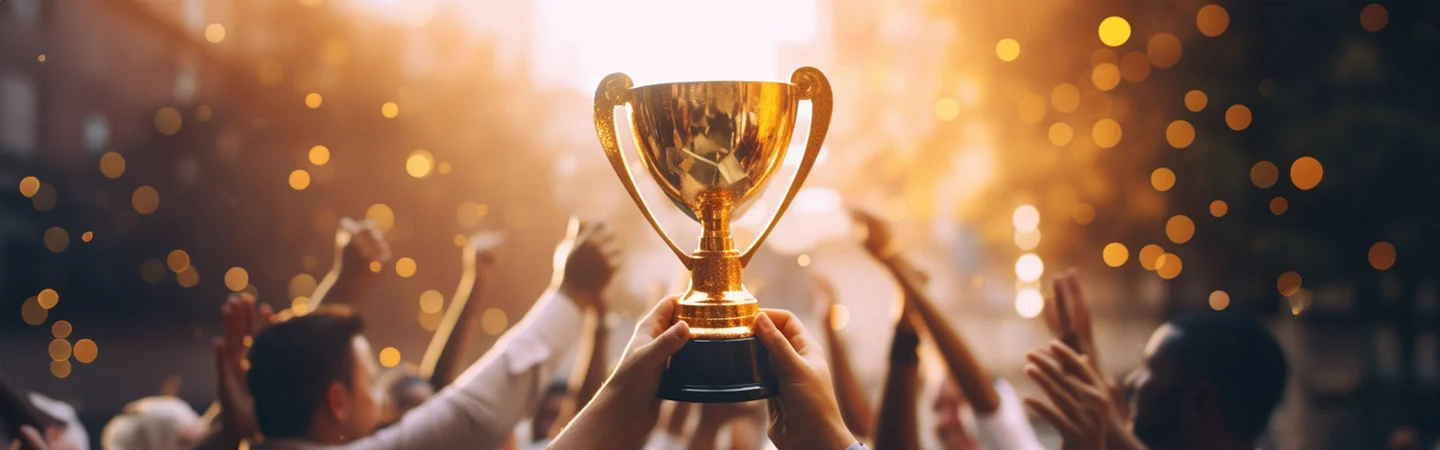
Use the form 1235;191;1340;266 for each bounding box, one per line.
311;218;390;308
853;210;1000;413
420;232;502;390
815;277;873;440
872;313;922;450
547;310;611;438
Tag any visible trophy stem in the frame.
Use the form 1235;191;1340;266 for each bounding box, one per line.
677;193;758;339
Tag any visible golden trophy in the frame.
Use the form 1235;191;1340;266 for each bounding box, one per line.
593;67;831;402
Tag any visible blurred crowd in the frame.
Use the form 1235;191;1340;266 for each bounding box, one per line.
3;210;1323;450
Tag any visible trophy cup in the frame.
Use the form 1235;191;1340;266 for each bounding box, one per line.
593;67;832;402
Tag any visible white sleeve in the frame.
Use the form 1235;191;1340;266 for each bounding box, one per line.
350;290;584;450
973;378;1046;450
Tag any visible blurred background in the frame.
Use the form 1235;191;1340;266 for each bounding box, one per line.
2;0;1438;448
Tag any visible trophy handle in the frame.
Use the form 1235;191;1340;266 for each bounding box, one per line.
594;73;697;270
740;67;833;267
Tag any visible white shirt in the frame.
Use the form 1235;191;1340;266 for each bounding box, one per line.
258;290;584;450
972;378;1045;450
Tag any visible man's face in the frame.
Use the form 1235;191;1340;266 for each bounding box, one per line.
342;336;381;439
1130;325;1186;448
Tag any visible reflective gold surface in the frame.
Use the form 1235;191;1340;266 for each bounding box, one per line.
594;67;832;339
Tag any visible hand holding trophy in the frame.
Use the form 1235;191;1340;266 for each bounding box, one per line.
593;67;832;402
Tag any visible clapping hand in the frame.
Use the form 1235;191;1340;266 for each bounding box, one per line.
1023;342;1130;450
212;293;272;443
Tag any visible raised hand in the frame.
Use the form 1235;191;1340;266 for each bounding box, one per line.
549;296;689;450
212;293;271;443
850;209;898;259
933;380;980;450
753;310;855;450
552;218;622;311
337;217;392;272
812;275;873;440
465;230;504;282
1022;342;1136;450
1043;270;1128;420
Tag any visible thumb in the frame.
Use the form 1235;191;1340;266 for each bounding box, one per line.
633;321;690;367
754;313;805;377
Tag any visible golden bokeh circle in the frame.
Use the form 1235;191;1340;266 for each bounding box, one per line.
1102;242;1129;267
1184;90;1208;112
419;290;445;314
44;227;70;253
1098;16;1132;47
38;289;59;309
167;249;191;273
224;267;249;292
1210;200;1229;218
1250;161;1279;188
1360;3;1388;32
154;107;182;135
74;339;98;364
366;203;396;232
100;152;126;179
1073;203;1096;225
1092;119;1122;148
1048;123;1074;147
1092;63;1122;91
289;273;318;299
1156;253;1183;279
379;347;401;368
1270;197;1288;215
934;98;960;121
1051;84;1081;113
19;176;40;198
1151;168;1176;192
52;320;72;339
481;308;509;335
305;93;323;109
309;145;331;165
1368;241;1396;270
1166;120;1196;149
1018;94;1047;124
1197;4;1231;37
1166;215;1196;244
22;297;47;326
395;257;418;278
1290;156;1323;190
177;266;200;288
51;361;71;379
1209;291;1230;310
1119;51;1151;82
381;102;400;118
132;186;160;214
49;339;72;362
1225;104;1253;131
995;38;1021;62
204;23;226;43
406;149;435;178
1277;271;1302;296
1147;33;1183;69
1139;244;1165;271
289;169;312;190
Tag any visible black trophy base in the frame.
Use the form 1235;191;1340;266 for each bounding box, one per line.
658;336;778;403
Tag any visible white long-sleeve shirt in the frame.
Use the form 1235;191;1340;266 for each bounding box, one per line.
258;290;583;450
973;378;1045;450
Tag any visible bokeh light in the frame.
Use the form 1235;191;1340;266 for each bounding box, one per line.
995;38;1020;62
1151;168;1176;192
305;93;323;109
1250;161;1279;188
1092;119;1122;148
1073;203;1096;225
224;267;249;292
1015;288;1044;318
934;98;960;121
1156;253;1183;279
1166;120;1195;148
51;361;71;379
1139;244;1165;271
1098;16;1131;47
381;102;400;118
1092;63;1121;91
797;254;811;267
100;152;126;179
1012;204;1040;232
38;289;59;309
1015;253;1044;282
1051;84;1080;113
1369;242;1396;270
1119;51;1151;82
1018;94;1047;124
1014;229;1042;250
154;107;182;135
1184;90;1208;112
132;186;160;214
1290;156;1323;190
176;266;200;288
1210;200;1229;217
44;227;70;253
1197;4;1230;37
481;308;509;335
19;176;40;198
289;169;312;190
73;339;98;364
309;145;331;165
1147;33;1182;68
288;273;318;299
167;249;191;272
204;23;226;43
395;257;417;278
1270;197;1288;215
366;203;396;232
406;150;435;178
1225;104;1252;130
52;320;72;339
21;297;47;325
81;231;93;243
1209;291;1230;311
196;105;214;122
379;347;401;368
49;339;72;362
1103;243;1129;267
1278;271;1303;296
419;290;445;314
1360;3;1388;32
1048;123;1074;146
1166;215;1195;244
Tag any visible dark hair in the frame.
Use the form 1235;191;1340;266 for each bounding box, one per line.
1165;313;1287;440
247;310;365;439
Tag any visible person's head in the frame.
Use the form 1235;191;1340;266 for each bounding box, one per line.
101;396;204;450
1130;313;1287;449
247;310;379;443
529;380;569;442
384;372;434;421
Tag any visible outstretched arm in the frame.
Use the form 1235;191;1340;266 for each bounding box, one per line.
872;309;922;450
421;231;503;390
311;218;391;308
852;210;999;413
546;222;622;437
814;276;874;440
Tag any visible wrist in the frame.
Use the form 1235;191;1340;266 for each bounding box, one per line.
558;284;600;309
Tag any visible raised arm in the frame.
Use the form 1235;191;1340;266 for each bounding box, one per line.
872;306;922;450
311;218;391;308
546;222;622;437
420;230;504;391
852;210;1000;413
813;275;873;440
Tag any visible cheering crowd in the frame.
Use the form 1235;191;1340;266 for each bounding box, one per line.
3;212;1290;450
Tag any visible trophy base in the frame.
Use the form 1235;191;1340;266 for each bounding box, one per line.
658;336;778;403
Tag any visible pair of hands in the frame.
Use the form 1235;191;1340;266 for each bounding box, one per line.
212;294;271;444
550;297;853;450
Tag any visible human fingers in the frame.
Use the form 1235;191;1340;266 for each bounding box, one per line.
1024;360;1086;426
1022;397;1078;437
635;295;681;339
1049;341;1100;385
759;308;817;356
755;312;806;378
